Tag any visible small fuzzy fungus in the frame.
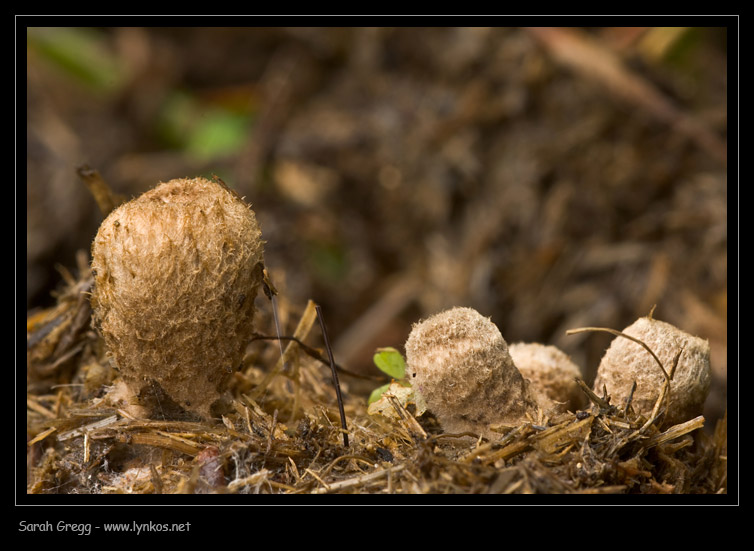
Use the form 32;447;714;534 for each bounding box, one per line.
90;177;264;420
508;342;587;413
404;307;540;438
593;316;711;427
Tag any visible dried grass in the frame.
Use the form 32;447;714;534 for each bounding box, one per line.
26;270;726;495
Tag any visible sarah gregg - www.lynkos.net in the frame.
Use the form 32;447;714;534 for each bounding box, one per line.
19;520;191;535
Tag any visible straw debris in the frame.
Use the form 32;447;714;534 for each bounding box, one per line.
27;271;726;493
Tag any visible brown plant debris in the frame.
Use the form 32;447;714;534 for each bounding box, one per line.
26;270;726;494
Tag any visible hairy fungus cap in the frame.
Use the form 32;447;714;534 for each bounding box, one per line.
404;307;539;438
593;317;711;426
91;177;264;420
509;343;587;413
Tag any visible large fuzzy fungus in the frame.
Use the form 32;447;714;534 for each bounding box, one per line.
404;307;540;438
91;177;264;420
508;342;587;413
593;317;711;427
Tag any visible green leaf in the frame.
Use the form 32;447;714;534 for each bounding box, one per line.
372;347;406;380
367;383;391;405
366;381;423;419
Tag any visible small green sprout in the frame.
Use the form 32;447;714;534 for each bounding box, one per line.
367;347;426;419
368;347;407;404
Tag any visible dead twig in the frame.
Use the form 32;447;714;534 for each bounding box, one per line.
566;326;671;383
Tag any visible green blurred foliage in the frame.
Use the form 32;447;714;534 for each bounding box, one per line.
157;91;253;159
307;240;349;284
27;27;254;160
27;27;125;92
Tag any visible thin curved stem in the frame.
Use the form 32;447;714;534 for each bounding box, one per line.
566;326;670;382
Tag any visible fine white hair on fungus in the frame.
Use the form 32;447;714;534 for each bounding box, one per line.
593;316;711;427
404;307;540;438
508;343;587;413
91;177;265;420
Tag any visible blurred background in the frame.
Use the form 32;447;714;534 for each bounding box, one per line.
25;26;728;427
